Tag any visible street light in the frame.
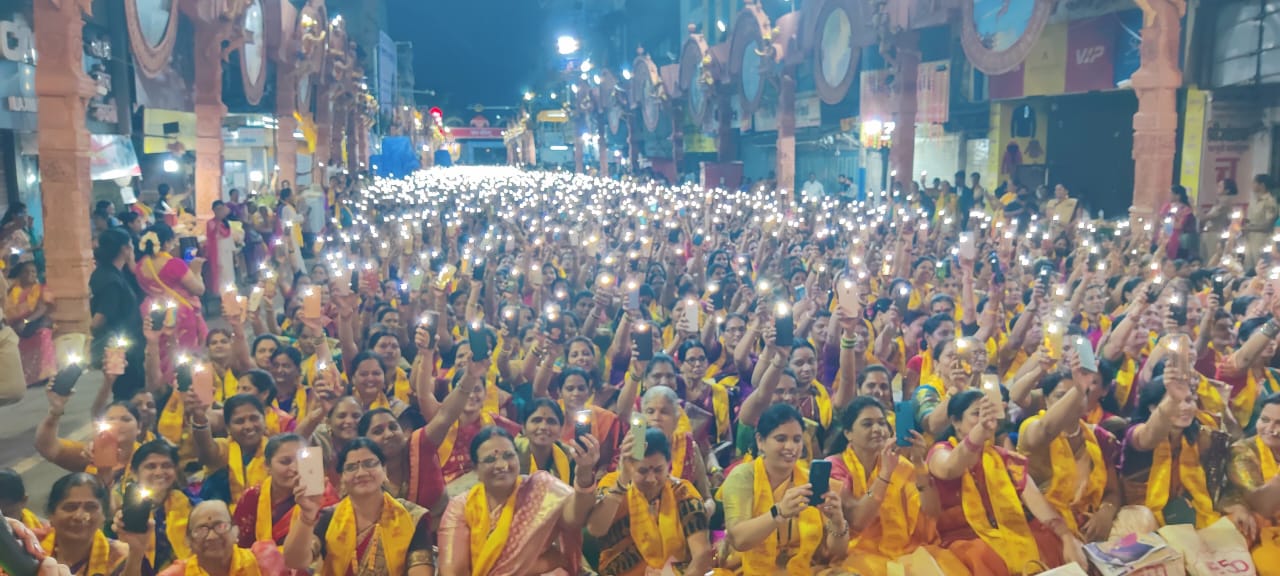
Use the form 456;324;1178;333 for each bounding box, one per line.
523;91;534;101
557;36;579;55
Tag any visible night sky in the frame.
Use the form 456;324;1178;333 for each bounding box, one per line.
387;0;547;113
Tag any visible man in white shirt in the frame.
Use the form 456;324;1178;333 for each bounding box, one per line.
801;172;825;204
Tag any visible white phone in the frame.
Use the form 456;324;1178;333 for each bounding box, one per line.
678;299;699;333
836;278;859;318
248;287;264;312
298;448;325;496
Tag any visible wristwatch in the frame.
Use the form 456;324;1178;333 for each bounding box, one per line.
770;505;781;520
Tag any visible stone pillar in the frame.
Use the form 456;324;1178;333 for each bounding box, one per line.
345;110;358;171
573;113;585;173
776;70;796;205
888;33;919;193
599;120;609;178
275;69;298;188
718;91;736;162
314;92;332;179
34;0;97;336
1130;0;1185;222
194;25;226;222
329;103;346;170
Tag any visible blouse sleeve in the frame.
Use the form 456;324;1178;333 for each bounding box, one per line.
721;464;755;527
436;495;470;574
1228;439;1264;493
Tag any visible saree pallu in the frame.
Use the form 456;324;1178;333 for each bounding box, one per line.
8;284;54;386
438;471;582;576
827;454;973;576
232;481;340;547
405;428;446;511
138;254;209;379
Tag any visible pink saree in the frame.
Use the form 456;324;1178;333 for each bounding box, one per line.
438;471;581;576
7;284;54;386
138;254;208;377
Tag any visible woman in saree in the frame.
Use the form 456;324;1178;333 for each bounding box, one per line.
268;347;307;420
295;368;363;488
677;340;734;445
1017;369;1123;543
136;224;208;369
1223;394;1280;572
827;397;973;576
119;440;197;576
1119;372;1221;530
356;353;476;514
6;261;55;387
37;393;143;492
534;366;618;469
283;439;434;576
1216;316;1280;433
234;370;297;435
207;325;254;405
587;426;714;576
43;472;143;576
437;425;600;576
721;403;849;575
515;399;575;484
233;434;339;548
252;335;281;372
927;390;1087;575
345;351;409;419
437;360;521;490
1155;185;1198;260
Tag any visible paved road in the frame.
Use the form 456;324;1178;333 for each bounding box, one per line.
1;371;103;514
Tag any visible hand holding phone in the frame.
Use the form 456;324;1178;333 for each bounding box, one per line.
51;355;85;396
807;460;832;506
298;448;325;497
894;401;916;447
121;483;154;534
574;410;592;449
0;513;41;576
192;364;215;406
92;422;119;471
774;302;795;347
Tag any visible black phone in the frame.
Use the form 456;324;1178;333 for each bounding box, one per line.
667;229;680;243
574;410;592;446
775;313;795;347
895;401;915;447
632;329;654;361
471;261;486;282
149;306;167;331
50;364;84;396
121;483;153;534
1145;284;1160;304
176;363;193;392
692;234;704;247
0;514;40;576
807;460;831;506
468;326;491;362
350;269;360;293
1171;302;1188;325
1213;276;1227;301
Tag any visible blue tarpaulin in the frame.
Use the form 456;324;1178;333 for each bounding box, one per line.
371;137;420;177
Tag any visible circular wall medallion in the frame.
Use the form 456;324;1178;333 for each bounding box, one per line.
124;0;178;78
960;0;1055;75
815;3;857;104
241;0;267;105
642;86;661;132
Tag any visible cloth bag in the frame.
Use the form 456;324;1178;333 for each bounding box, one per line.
1086;531;1186;576
1159;519;1257;576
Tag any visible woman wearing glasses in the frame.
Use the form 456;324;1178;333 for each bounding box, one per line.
282;438;433;576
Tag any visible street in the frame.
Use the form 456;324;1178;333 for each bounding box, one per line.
0;372;101;513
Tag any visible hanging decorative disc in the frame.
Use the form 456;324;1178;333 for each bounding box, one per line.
124;0;179;78
960;0;1055;76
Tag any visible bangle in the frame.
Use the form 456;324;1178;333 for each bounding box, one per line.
190;421;210;431
961;435;983;452
876;475;891;485
840;337;859;350
48;409;64;418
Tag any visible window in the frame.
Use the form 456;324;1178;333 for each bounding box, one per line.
1211;0;1280;87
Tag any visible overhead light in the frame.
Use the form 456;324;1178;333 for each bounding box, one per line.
571;84;579;94
621;69;632;80
523;91;534;101
249;170;264;183
717;20;726;32
550;92;558;100
557;35;579;55
549;145;569;151
163;159;180;173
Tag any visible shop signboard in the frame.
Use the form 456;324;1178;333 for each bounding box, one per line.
0;17;35;131
90;135;142;181
987;9;1141;100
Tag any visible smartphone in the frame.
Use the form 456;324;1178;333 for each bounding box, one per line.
1170;290;1188;325
436;264;457;290
574;410;592;446
527;266;544;286
248;286;264;312
421;310;439;331
1044;322;1065;359
630;415;647;460
1073;336;1098;373
176;362;193;392
104;344;127;377
958;234;976;261
627;284;641;311
807;460;832;506
149;305;166;331
981;374;1002;405
667;229;680;244
632;325;654;361
297;448;325;497
468;325;491;362
92;423;119;471
303;289;322;320
692;234;704;247
837;278;859;318
221;288;242;318
678;299;699;333
179;237;199;263
892;284;911;313
408;270;425;292
51;363;84;396
121;483;153;534
894;401;915;447
0;511;41;576
192;365;215;406
775;306;795;347
1212;275;1227;301
794;285;807;302
471;260;486;281
349;269;360;294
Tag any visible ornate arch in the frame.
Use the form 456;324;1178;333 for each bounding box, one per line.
960;0;1056;76
728;0;775;116
124;0;181;78
631;48;663;133
806;0;872;105
239;0;268;105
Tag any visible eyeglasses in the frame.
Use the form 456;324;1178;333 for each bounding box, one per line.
478;451;518;466
342;459;382;474
191;521;231;539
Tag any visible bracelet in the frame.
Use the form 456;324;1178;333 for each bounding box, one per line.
840;337;859;350
876;475;891;485
190;421;210;431
48;409;64;418
1264;320;1280;340
827;521;850;537
961;435;983;452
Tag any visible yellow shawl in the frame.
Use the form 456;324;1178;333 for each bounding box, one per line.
181;544;259;576
227;439;267;511
1147;434;1218;528
742;457;824;576
950;439;1039;571
629;479;686;569
464;478;520;576
840;449;917;558
1017;414;1106;532
322;493;415;576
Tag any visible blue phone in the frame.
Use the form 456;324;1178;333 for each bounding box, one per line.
894;401;915;447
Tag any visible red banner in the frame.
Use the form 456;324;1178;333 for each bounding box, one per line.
448;127;504;140
1064;16;1118;93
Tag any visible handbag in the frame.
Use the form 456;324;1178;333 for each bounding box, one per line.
1159;519;1256;576
1086;532;1186;576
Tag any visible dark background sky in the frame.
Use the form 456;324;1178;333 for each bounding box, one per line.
386;0;547;114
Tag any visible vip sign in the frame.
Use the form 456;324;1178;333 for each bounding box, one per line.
0;19;34;62
1074;46;1106;65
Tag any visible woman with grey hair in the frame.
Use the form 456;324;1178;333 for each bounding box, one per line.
636;384;714;504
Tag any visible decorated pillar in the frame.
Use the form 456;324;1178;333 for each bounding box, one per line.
573;112;585;173
35;0;97;335
275;68;298;187
193;25;228;222
1130;0;1186;221
777;70;796;198
887;32;918;190
717;92;736;162
671;103;684;178
598;118;609;178
314;89;332;175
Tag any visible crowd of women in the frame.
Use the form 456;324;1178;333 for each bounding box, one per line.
8;166;1280;576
